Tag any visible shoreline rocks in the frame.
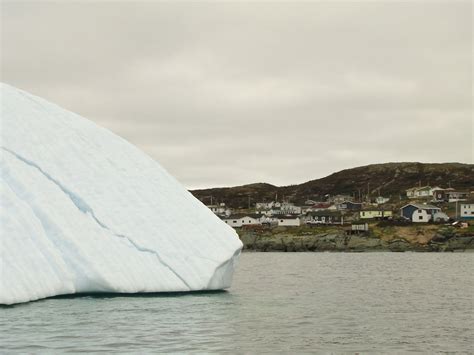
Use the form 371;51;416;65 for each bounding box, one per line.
238;228;474;252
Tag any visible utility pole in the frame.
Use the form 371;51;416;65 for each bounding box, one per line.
248;195;251;210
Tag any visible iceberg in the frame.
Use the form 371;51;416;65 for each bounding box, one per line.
0;83;242;305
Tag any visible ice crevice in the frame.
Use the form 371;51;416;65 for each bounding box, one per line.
2;146;192;290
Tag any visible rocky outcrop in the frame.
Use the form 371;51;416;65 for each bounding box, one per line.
239;229;474;252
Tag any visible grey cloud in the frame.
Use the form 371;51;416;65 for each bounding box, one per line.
1;1;472;189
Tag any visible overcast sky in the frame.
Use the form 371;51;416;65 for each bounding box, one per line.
1;1;472;189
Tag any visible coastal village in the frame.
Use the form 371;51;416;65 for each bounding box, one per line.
204;185;474;231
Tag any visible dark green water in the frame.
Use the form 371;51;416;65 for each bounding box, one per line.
1;253;473;353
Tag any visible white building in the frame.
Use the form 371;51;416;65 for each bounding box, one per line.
281;202;302;214
277;216;301;227
259;201;301;215
207;203;231;216
406;186;430;198
406;186;443;199
222;214;262;228
411;209;435;223
400;203;442;223
432;189;469;202
256;201;281;210
445;190;469;202
460;202;474;220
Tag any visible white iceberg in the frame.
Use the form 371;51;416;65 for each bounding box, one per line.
0;83;242;305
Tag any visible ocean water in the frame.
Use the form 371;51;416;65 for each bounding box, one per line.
1;253;473;353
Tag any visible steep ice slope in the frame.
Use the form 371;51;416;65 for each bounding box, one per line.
0;83;242;305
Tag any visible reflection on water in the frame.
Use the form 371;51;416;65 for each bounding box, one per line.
1;253;473;353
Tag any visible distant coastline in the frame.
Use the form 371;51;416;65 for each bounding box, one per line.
192;162;474;249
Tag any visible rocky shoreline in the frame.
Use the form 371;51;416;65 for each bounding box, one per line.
238;225;474;252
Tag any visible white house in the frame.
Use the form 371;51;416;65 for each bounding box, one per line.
277;216;301;227
280;202;302;215
207;203;232;216
432;189;469;202
400;203;441;223
406;186;430;198
222;214;262;228
406;186;442;199
266;202;302;215
445;190;469;202
460;202;474;220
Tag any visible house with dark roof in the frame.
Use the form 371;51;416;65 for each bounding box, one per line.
337;201;362;211
400;203;442;223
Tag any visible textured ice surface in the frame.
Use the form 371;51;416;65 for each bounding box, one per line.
0;83;242;305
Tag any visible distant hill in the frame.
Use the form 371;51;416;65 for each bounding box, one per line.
190;162;474;208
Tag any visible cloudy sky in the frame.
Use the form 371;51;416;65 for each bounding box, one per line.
2;1;472;189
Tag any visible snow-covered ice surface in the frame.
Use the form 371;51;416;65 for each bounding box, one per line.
0;83;242;305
